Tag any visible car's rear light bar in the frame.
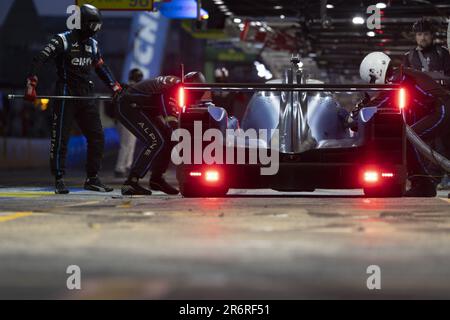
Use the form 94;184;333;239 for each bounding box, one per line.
189;172;202;177
397;87;407;110
178;86;185;110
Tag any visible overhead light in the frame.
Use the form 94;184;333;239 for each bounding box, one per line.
233;18;242;24
219;5;227;10
376;2;387;9
224;11;232;16
274;5;283;10
352;16;365;25
255;21;262;26
367;31;375;37
238;23;245;30
213;0;224;4
326;4;334;9
280;14;286;19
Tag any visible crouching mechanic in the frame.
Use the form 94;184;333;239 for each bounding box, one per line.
25;4;122;194
359;52;450;197
115;72;207;196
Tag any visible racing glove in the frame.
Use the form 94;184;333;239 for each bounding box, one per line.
25;75;38;102
111;82;123;97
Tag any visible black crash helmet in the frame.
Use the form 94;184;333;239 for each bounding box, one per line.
183;72;207;103
80;4;102;38
184;71;206;83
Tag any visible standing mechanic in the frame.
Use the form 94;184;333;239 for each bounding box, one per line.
359;51;450;197
115;72;206;196
114;68;144;178
404;18;450;80
404;18;450;189
25;4;122;194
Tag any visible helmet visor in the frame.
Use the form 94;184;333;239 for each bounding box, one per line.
89;22;102;33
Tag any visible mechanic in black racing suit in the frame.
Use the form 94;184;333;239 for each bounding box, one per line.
359;52;450;197
115;72;207;196
25;4;122;194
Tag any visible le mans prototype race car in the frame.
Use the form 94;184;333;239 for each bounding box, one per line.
176;60;407;198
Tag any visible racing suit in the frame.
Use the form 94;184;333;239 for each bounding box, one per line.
366;67;450;184
29;30;120;178
115;76;180;179
403;45;450;76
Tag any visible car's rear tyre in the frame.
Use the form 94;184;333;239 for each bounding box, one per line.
180;183;229;198
364;183;405;198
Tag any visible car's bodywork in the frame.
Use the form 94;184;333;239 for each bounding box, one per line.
176;65;407;197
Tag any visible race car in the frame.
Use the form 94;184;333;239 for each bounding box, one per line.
175;61;407;198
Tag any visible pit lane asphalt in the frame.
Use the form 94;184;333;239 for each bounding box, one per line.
0;169;449;299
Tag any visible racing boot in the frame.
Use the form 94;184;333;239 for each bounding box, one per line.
121;177;152;196
84;176;114;192
404;177;437;197
149;175;179;195
55;178;69;195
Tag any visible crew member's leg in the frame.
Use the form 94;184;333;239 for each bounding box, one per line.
406;99;450;196
50;83;76;194
75;96;113;192
114;122;136;177
148;116;179;195
116;96;164;195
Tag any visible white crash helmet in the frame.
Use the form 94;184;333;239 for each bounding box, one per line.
359;52;391;84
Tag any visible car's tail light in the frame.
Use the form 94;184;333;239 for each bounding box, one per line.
189;171;202;177
364;171;380;183
397;87;407;110
178;86;185;109
381;172;394;178
205;170;220;182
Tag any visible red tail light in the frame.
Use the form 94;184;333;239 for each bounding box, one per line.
205;170;220;182
362;168;395;185
364;171;380;183
397;87;407;110
178;86;185;109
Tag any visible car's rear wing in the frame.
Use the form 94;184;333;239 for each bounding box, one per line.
178;83;406;111
181;83;401;92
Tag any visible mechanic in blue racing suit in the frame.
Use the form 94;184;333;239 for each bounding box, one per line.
359;52;450;197
115;72;207;196
25;4;122;194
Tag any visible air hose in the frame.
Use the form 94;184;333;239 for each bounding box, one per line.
405;124;450;173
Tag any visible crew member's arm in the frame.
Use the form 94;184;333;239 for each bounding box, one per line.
25;35;65;101
155;76;181;117
403;51;412;69
93;45;122;95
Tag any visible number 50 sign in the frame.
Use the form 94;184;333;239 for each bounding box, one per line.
76;0;154;11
